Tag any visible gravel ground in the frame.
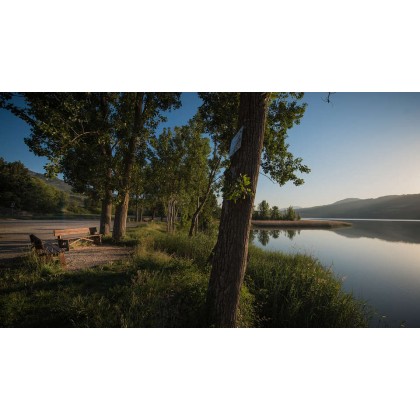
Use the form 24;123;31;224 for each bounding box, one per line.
64;245;133;271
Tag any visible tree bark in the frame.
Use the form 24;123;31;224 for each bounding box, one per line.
98;96;114;236
188;197;204;237
113;191;129;239
100;188;113;235
206;93;269;327
166;198;177;233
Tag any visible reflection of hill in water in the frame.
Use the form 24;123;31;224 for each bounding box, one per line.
331;221;420;244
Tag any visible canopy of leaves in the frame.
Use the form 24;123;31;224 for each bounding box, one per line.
198;92;311;189
147;117;211;218
2;93;181;200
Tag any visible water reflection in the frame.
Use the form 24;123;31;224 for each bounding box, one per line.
331;220;420;244
251;220;420;327
253;228;300;246
258;230;270;246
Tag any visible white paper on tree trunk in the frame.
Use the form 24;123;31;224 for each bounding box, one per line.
229;126;244;157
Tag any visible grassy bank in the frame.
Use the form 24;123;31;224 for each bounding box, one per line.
0;223;369;327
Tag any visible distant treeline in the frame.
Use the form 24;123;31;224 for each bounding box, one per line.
252;200;301;221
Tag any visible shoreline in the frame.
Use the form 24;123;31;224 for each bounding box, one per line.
251;220;352;229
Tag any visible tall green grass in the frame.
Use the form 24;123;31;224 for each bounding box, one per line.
246;246;369;327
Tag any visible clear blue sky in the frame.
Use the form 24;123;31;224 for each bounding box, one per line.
1;92;420;208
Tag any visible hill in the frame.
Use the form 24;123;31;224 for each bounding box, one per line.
28;170;98;214
298;194;420;220
28;170;73;193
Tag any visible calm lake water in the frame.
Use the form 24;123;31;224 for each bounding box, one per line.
251;220;420;327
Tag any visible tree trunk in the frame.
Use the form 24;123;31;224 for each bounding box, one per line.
113;192;129;239
99;124;114;236
100;188;113;235
166;198;177;233
189;201;201;237
188;157;221;237
189;197;201;236
206;93;269;327
112;93;144;241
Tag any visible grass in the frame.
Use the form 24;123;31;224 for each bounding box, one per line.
246;247;369;327
0;222;369;327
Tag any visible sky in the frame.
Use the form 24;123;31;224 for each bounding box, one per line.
1;92;420;208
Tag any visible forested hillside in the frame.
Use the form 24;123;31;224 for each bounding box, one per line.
0;158;68;214
299;194;420;219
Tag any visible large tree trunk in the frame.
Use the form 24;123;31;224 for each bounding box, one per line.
112;93;144;241
206;93;269;327
98;94;113;236
100;188;113;235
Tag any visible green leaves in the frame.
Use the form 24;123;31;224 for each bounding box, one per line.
199;92;311;189
262;93;310;186
223;173;253;203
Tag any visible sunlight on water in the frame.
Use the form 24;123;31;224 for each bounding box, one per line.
252;221;420;327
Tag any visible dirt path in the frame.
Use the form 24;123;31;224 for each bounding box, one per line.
64;245;133;271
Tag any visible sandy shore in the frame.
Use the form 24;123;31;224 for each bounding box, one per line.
251;220;352;229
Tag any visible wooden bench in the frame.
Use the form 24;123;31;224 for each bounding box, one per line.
29;234;66;266
53;227;102;251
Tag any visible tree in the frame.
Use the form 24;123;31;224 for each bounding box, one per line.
178;116;213;236
148;119;210;234
2;93;118;234
185;93;241;237
206;93;270;326
112;93;181;241
282;205;300;221
206;92;309;327
270;205;281;220
258;200;271;220
148;128;185;233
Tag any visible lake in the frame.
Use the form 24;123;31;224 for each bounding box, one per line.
251;220;420;327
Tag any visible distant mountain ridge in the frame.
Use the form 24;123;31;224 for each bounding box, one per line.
298;194;420;220
331;198;361;205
